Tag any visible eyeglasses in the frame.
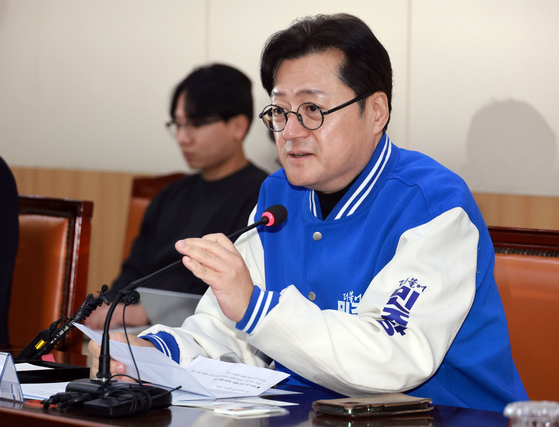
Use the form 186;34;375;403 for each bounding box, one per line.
165;117;222;138
258;90;373;132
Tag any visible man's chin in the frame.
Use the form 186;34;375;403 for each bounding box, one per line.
184;157;202;170
284;172;315;190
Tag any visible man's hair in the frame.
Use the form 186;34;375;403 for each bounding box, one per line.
260;13;392;131
170;63;253;128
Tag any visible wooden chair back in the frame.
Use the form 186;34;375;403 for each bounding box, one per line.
9;196;93;353
122;172;187;260
488;225;559;401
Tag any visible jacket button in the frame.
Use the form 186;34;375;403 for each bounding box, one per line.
308;292;316;301
313;232;322;241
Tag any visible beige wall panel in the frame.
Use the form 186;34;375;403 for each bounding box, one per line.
0;0;37;164
409;1;559;196
1;0;207;175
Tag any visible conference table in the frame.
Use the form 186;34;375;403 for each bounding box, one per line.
1;351;512;427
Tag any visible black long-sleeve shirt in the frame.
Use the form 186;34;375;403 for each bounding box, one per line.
106;163;268;300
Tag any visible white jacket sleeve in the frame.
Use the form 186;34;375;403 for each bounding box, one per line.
244;207;479;396
139;208;270;368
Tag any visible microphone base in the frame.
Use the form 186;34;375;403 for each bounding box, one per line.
66;378;172;417
66;377;116;394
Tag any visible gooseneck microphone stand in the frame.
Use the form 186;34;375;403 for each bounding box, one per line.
96;203;288;386
95;288;141;383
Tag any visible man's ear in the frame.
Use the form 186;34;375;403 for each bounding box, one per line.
228;114;251;142
369;92;389;135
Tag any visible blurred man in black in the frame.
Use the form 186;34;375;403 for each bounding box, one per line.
85;64;268;329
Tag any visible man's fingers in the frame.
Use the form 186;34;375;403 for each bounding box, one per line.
177;234;236;259
88;332;131;379
190;242;217;265
174;233;254;322
108;332;127;342
88;340;100;357
201;233;237;250
182;255;211;281
114;360;127;375
90;361;127;379
178;240;233;273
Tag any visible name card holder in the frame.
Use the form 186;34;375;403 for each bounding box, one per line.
0;352;23;402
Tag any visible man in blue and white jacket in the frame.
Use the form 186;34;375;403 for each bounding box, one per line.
89;13;527;412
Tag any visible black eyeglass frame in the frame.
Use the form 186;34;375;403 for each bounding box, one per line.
165;117;223;138
258;90;374;132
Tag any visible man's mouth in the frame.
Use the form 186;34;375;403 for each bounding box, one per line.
290;153;310;158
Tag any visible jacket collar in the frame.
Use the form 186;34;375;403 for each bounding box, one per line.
309;133;394;220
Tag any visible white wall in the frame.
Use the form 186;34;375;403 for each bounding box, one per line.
409;1;559;196
1;0;558;196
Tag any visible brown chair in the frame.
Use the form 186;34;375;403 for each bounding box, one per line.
9;195;93;354
122;172;188;261
488;226;559;401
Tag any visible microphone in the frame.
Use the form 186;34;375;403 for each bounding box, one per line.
227;204;287;240
121;204;288;292
98;205;288;380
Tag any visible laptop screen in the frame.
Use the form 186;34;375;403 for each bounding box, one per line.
138;288;202;327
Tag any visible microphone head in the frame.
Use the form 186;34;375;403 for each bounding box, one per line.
261;204;288;227
130;290;141;304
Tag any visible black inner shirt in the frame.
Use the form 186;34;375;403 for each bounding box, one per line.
315;176;358;219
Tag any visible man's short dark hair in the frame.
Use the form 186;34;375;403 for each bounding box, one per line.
170;64;253;128
260;13;392;131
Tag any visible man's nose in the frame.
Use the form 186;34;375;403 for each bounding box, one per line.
282;112;308;139
177;127;193;145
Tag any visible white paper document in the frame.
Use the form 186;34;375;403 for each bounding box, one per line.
75;323;289;399
15;363;53;372
21;382;69;400
173;395;298;408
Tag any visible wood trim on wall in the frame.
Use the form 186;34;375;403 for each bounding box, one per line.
11;167;559;297
473;193;559;230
